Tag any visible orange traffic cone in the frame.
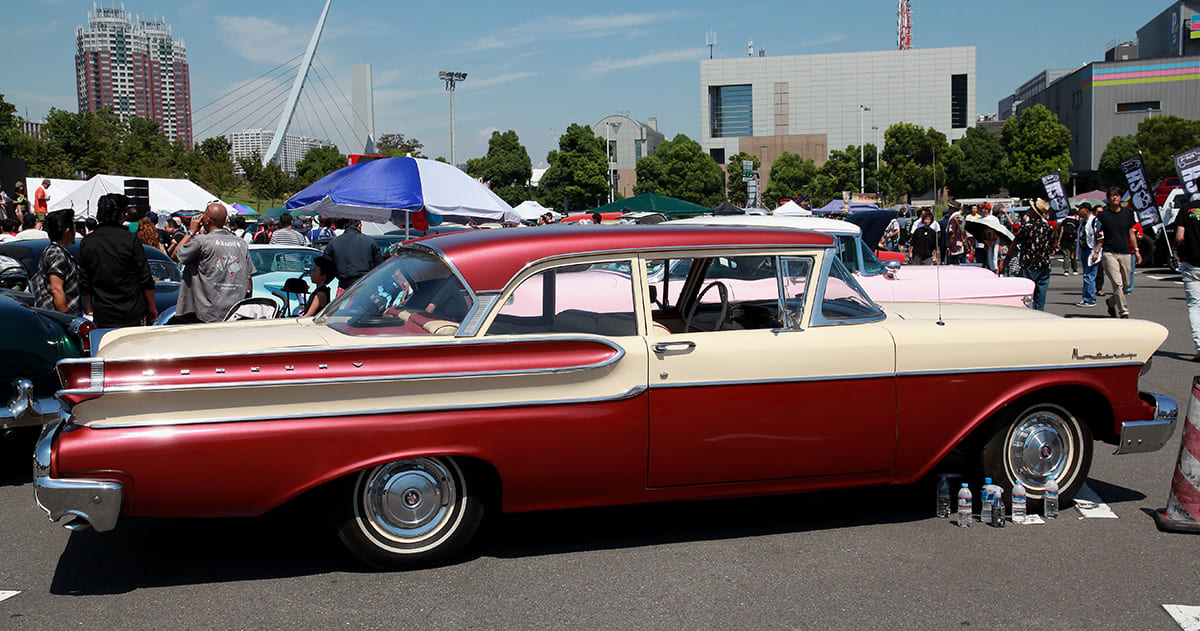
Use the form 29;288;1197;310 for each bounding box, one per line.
1153;376;1200;533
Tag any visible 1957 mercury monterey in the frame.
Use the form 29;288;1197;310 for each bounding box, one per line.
35;225;1176;568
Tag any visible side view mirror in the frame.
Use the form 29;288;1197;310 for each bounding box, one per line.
885;260;901;279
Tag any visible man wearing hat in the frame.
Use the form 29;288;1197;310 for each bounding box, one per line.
1075;202;1103;307
1173;199;1200;361
1003;198;1055;310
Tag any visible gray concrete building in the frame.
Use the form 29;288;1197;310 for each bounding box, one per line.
1001;1;1200;177
591;112;665;200
699;47;975;191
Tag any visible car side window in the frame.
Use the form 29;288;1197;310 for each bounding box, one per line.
819;256;883;322
779;257;812;329
651;255;799;333
487;260;638;336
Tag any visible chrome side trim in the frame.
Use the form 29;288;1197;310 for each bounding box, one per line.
650;373;894;389
89;384;650;429
2;379;65;429
58;337;628;396
1114;392;1178;455
897;362;1143;377
59;333;623;365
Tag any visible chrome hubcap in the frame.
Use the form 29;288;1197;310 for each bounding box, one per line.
361;458;457;544
1008;411;1074;489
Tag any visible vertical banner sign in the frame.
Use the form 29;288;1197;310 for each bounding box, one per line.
1175;146;1200;202
1040;173;1071;221
1120;154;1160;228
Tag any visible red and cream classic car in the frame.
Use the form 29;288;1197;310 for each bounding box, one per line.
36;225;1176;568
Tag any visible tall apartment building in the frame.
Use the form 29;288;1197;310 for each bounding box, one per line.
75;5;193;145
231;129;332;176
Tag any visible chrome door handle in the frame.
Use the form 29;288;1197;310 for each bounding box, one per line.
653;340;696;353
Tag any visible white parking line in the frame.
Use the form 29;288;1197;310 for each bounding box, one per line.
1074;483;1118;519
1164;604;1200;630
0;590;19;603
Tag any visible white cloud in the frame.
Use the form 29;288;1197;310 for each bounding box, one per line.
464;11;685;51
214;16;304;65
470;72;538;89
476;126;500;143
582;48;702;77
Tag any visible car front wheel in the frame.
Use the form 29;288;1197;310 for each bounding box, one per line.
980;400;1093;508
335;457;483;569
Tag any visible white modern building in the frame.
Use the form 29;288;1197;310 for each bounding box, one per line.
700;47;976;184
231;129;332;176
591;112;666;199
351;63;375;154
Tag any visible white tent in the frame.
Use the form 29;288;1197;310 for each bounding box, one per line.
773;200;812;216
23;178;87;207
47;174;225;218
512;200;559;221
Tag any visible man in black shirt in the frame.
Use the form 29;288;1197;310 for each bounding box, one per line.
1173;199;1200;360
78;193;157;327
323;219;382;290
1097;187;1140;318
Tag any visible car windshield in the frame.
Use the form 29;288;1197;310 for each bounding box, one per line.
318;248;474;336
249;248;319;275
148;260;181;282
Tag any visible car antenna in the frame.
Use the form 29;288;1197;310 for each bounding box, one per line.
935;211;945;326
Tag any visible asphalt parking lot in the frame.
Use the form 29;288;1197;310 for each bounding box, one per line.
1;261;1198;630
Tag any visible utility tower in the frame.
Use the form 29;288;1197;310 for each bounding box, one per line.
897;0;912;50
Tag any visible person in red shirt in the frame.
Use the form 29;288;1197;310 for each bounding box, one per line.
34;179;50;215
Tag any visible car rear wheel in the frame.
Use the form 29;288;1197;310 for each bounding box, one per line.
980;400;1092;508
335;457;483;569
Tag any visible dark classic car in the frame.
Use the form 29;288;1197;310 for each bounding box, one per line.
0;239;182;315
35;225;1175;569
0;293;92;431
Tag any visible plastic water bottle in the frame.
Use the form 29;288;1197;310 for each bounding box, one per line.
979;477;995;526
936;475;951;518
1012;480;1027;524
957;483;972;527
1044;479;1059;519
992;497;1005;527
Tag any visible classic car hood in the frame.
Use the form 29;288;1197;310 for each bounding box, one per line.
858;266;1034;304
96;318;333;360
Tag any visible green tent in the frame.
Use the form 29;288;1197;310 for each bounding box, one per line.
590;193;711;219
259;206;315;220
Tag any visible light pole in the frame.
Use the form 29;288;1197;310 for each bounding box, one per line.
859;105;871;193
438;71;467;166
605;120;621;204
871;125;880;195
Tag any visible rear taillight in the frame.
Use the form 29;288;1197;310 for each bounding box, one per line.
56;359;102;407
68;319;96;355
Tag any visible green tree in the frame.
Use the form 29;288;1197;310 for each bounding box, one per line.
822;144;878;196
295;145;346;188
190;136;238;199
1131;115;1200;182
238;152;290;208
1000;104;1072;198
0;93;18;158
376;132;426;158
1097;135;1142;189
536;123;608;213
944;126;1005;197
880;123;949;203
762;152;819;202
632;134;724;207
725;152;761;206
41;107;125;177
116;116;173;177
464;130;532;206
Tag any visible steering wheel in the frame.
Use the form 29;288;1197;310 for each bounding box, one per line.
683;281;730;332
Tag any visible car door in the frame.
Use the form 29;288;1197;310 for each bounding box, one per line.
645;250;897;488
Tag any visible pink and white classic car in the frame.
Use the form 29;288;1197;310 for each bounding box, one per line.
36;225;1173;569
673;215;1035;307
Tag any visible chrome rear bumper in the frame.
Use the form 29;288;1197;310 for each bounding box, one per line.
1114;392;1178;455
2;379;64;430
32;415;123;532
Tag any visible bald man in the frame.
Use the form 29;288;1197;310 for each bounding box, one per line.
174;202;252;323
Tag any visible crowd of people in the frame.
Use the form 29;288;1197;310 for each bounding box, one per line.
879;189;1151;314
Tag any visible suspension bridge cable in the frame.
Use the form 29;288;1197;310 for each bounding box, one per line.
191;52;303;115
194;80;292;141
305;72;354;150
314;54;373;133
308;66;358;149
192;73;294;133
192;61;299;127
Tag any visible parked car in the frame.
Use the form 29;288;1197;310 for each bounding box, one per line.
672;215;1035;306
36;225;1174;569
0;293;92;432
0;239;182;316
1155;177;1181;208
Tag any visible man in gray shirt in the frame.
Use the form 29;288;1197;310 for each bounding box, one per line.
174;202;252;323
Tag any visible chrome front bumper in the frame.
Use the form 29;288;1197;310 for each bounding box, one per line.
33;415;123;532
1;378;64;430
1113;392;1178;455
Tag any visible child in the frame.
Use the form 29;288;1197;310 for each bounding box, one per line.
303;255;336;317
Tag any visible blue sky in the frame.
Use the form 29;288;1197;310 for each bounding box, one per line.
2;1;1162;166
